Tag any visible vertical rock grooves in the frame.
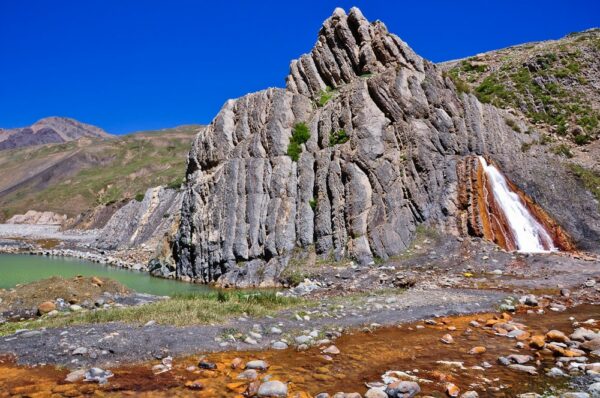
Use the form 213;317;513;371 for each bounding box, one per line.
174;7;600;287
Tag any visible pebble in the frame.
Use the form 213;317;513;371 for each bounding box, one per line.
257;380;288;397
547;367;567;377
385;380;421;398
295;335;312;345
84;367;113;384
441;334;454;344
447;383;460;397
69;305;82;312
322;345;341;355
237;369;258;381
270;327;283;334
72;347;88;355
547;330;570;343
198;360;216;370
507;354;533;364
469;346;486;354
249;331;262;340
588;382;600;396
65;369;86;383
246;360;269;370
272;341;288;350
508;364;538;375
365;388;387;398
460;392;479;398
244;337;258;345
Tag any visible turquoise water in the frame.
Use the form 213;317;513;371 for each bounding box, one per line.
0;254;213;296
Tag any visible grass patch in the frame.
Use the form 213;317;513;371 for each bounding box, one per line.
329;129;350;146
0;291;304;335
551;144;574;158
504;117;522;133
287;122;311;162
569;164;600;206
317;86;335;107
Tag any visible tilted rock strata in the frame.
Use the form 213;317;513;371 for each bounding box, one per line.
174;7;600;287
97;186;182;251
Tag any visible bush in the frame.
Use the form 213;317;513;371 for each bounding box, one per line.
329;129;350;146
317;86;334;107
134;193;145;202
551;144;573;158
521;142;533;152
504;118;522;133
166;176;184;190
287;122;311;162
309;198;317;210
574;134;591;145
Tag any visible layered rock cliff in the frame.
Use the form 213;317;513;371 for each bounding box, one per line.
97;186;182;251
174;8;600;287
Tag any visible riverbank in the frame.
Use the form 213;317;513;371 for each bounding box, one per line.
0;223;149;272
1;225;599;397
2;304;600;397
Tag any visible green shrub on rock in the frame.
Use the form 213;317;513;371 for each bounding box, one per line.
287;122;311;162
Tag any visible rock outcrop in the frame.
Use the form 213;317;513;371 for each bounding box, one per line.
174;8;600;287
7;210;67;225
0;117;110;151
97;186;182;251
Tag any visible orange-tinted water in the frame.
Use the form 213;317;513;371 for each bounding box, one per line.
1;305;597;398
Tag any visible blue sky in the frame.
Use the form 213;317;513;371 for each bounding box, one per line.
1;1;598;134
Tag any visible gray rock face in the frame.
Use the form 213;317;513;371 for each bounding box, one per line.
174;7;600;287
97;186;182;251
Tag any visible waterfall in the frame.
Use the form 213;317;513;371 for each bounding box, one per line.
478;156;556;253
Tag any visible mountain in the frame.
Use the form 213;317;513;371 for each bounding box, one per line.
170;8;600;287
0;117;111;151
441;29;600;151
0;125;201;223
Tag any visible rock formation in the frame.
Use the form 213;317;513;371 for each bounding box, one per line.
97;186;182;251
0;117;110;151
174;8;600;287
7;210;67;225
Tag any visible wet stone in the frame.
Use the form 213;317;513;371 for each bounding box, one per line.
385;380;421;398
257;380;287;397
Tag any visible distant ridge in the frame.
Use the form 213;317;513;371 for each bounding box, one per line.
0;117;110;151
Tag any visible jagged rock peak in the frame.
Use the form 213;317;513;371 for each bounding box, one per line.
286;7;425;99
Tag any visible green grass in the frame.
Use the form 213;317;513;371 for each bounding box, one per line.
329;129;350;146
0;291;304;335
569;164;600;206
504;117;522;133
287;122;311;162
551;144;574;158
0;126;199;220
317;86;335;107
445;35;600;146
